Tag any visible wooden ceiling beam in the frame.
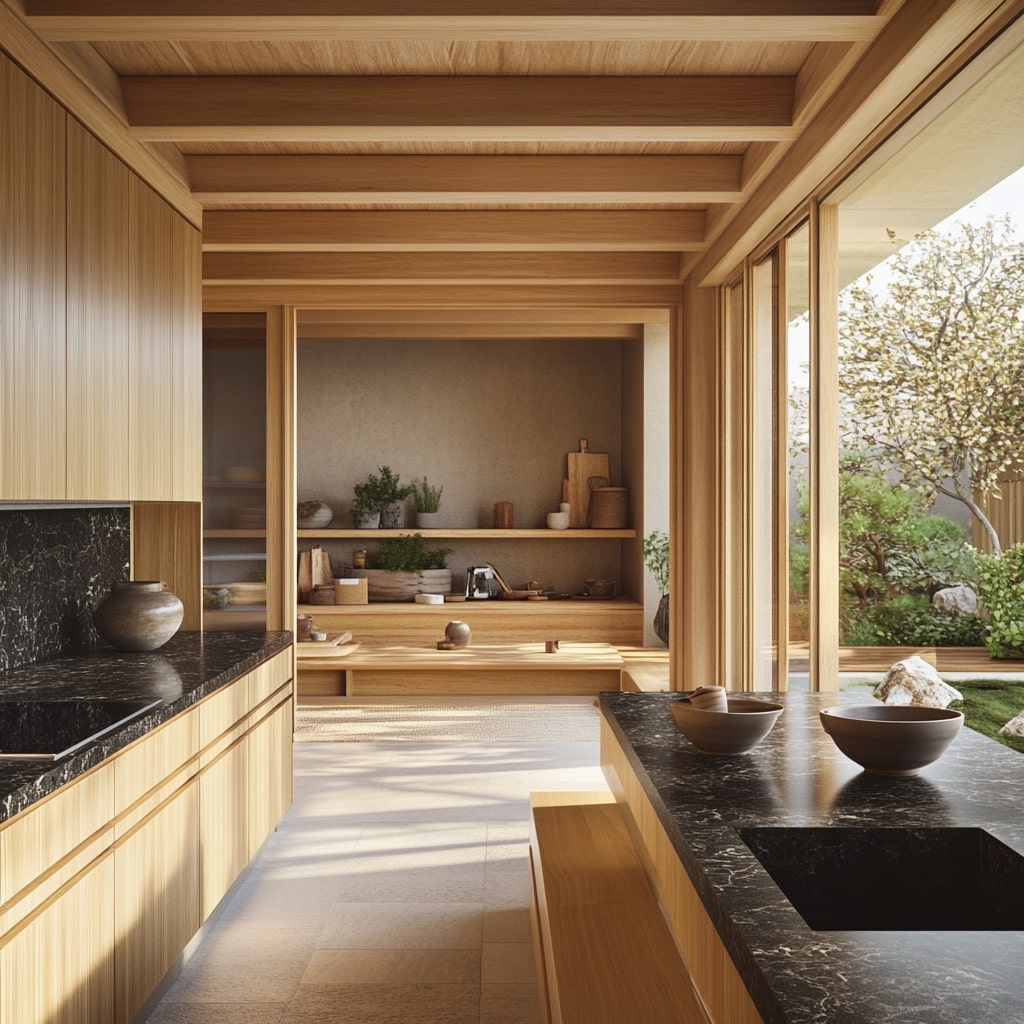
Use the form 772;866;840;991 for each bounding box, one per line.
202;210;705;252
187;153;744;205
297;306;670;324
122;75;796;143
26;2;882;44
202;250;683;284
202;282;685;307
693;0;1017;285
296;322;644;340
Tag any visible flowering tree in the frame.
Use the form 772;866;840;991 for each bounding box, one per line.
839;215;1024;553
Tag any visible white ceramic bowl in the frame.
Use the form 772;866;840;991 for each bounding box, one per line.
546;511;570;529
669;697;784;754
819;704;963;776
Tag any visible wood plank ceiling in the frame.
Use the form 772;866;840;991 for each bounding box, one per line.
13;0;955;327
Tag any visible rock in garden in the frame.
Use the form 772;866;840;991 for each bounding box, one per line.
931;584;979;616
873;656;964;708
998;711;1024;737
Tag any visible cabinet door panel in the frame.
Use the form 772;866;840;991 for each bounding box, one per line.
114;782;200;1024
0;854;115;1024
199;737;249;918
129;176;202;501
0;54;66;500
66;118;130;500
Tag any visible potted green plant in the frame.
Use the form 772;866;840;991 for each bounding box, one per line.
347;533;454;601
642;530;670;646
352;465;414;529
411;477;444;528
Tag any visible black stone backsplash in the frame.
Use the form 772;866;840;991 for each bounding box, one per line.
0;507;130;676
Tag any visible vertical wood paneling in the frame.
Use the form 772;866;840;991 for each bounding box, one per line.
129;176;202;501
0;54;66;500
131;501;203;630
974;479;1024;553
66;118;131;499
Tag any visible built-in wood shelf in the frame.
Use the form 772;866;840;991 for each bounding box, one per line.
297;528;636;540
204;529;267;539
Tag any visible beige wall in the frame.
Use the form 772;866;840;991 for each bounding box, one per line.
296;336;634;596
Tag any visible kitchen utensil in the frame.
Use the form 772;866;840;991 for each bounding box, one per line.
565;440;610;528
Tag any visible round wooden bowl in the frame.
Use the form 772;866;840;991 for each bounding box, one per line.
669;697;784;754
819;704;963;776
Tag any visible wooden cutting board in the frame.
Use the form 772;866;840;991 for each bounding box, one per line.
564;439;610;528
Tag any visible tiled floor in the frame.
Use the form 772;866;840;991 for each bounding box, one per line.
144;702;608;1024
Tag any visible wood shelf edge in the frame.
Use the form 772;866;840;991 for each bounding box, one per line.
297;528;636;539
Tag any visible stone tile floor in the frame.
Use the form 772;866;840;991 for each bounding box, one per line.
144;703;607;1024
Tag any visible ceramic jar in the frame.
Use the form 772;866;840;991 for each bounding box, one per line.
444;620;472;647
93;581;184;652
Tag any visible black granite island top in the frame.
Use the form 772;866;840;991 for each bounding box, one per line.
0;630;292;823
600;690;1024;1024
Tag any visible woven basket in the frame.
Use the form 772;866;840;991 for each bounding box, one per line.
588;487;629;529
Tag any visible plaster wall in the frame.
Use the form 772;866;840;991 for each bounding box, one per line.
295;336;632;596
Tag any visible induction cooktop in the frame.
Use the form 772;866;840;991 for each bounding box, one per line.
0;697;162;760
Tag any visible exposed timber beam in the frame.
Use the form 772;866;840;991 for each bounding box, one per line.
25;1;882;44
187;153;745;205
296;322;645;340
122;75;797;143
202;283;686;308
202;210;706;252
296;306;671;324
202;251;683;284
692;0;1019;285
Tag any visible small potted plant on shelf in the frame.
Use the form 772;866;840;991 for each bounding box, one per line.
352;465;414;529
642;530;670;646
411;477;444;529
346;533;454;601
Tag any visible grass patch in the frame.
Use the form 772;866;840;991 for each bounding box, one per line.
956;679;1024;754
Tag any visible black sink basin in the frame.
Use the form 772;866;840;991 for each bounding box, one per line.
0;698;162;760
738;826;1024;931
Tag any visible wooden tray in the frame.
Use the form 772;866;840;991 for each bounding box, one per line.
297;640;360;659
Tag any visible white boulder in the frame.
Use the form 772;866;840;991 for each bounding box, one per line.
931;584;979;617
873;656;963;709
998;710;1024;737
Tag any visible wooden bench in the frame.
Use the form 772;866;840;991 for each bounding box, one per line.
529;791;709;1024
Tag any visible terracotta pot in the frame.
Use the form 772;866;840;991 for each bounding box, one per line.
93;581;184;652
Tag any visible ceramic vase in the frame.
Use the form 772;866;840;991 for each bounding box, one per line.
654;593;670;646
93;581;184;652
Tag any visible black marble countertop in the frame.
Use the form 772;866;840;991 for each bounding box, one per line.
0;630;292;823
600;690;1024;1024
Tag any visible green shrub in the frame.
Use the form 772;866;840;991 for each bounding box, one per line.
973;544;1024;658
839;594;985;647
375;533;453;572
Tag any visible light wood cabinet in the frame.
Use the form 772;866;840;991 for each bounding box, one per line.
129;175;203;502
0;649;293;1024
66;117;131;500
1;53;202;503
0;855;115;1024
0;53;66;500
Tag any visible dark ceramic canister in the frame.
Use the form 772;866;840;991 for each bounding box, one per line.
93;580;184;652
